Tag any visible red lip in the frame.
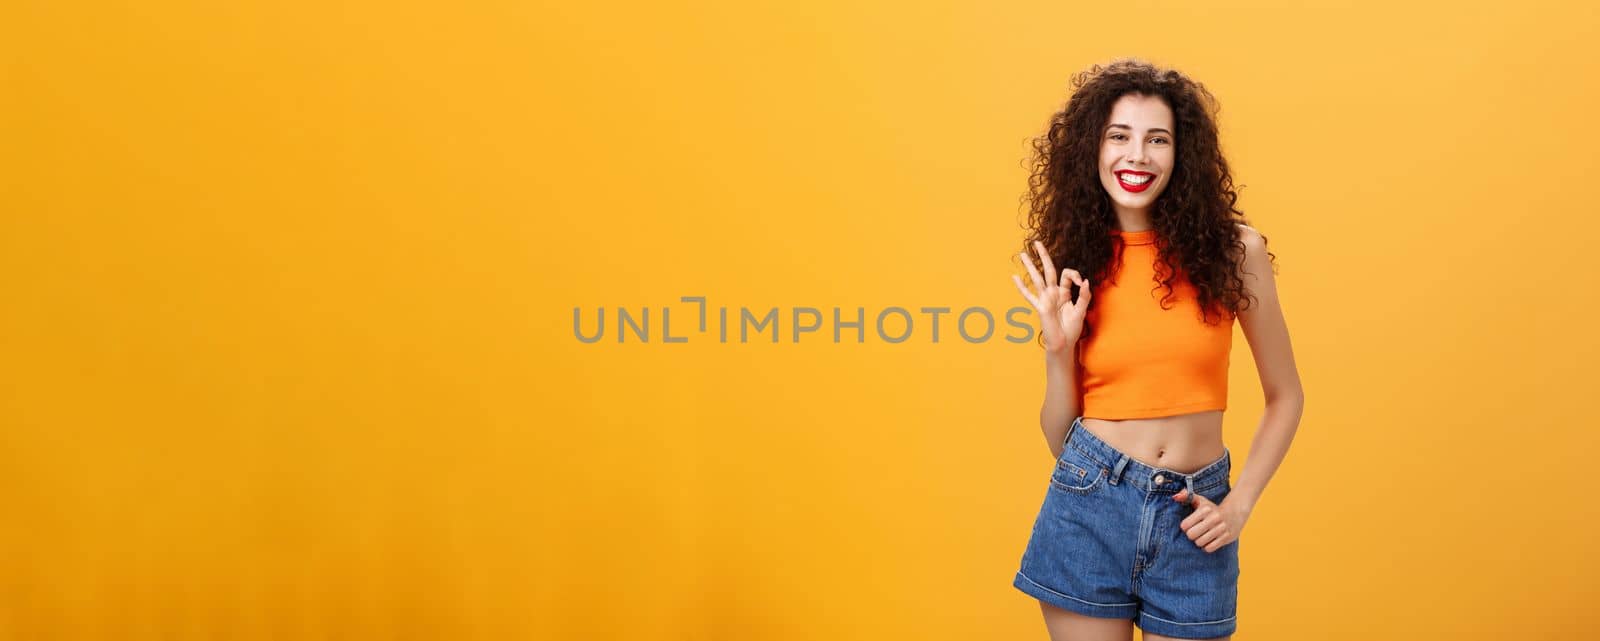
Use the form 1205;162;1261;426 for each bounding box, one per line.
1114;170;1155;193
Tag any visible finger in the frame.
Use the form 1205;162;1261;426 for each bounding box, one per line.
1033;240;1058;288
1075;277;1092;309
1011;275;1040;309
1196;527;1229;549
1188;519;1221;543
1019;252;1046;292
1061;267;1083;284
1205;537;1231;554
1181;505;1215;531
1181;509;1203;530
1061;269;1076;296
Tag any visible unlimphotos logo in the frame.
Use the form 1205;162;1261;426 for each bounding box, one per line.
574;296;1039;344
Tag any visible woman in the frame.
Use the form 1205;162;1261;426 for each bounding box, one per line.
1008;59;1304;641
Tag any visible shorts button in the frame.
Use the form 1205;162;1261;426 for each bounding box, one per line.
1154;474;1165;483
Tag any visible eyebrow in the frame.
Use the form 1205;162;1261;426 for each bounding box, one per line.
1106;124;1173;136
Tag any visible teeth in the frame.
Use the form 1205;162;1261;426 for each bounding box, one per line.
1119;173;1152;185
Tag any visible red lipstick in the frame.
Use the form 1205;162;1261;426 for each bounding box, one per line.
1114;170;1155;193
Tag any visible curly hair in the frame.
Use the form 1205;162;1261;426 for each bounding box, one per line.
1019;58;1275;343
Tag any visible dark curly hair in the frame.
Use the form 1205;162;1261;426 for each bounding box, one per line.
1019;58;1275;343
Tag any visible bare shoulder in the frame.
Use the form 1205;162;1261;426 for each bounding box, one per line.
1234;222;1267;255
1233;222;1275;298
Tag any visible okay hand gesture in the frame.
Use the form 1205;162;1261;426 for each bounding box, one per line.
1012;240;1090;355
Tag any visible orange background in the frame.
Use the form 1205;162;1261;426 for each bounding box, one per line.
5;1;1599;639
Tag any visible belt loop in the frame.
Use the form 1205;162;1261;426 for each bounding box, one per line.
1184;475;1197;503
1110;455;1129;486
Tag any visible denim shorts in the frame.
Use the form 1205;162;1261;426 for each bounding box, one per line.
1013;416;1240;639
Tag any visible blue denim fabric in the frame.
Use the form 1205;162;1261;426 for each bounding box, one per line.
1013;415;1240;639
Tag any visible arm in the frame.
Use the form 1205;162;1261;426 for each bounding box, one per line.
1225;224;1306;515
1040;343;1082;460
1012;239;1093;462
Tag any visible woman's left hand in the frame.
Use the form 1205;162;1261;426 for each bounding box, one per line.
1172;489;1248;553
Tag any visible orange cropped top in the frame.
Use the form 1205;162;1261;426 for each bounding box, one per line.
1076;228;1233;420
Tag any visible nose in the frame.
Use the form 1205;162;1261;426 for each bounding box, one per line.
1127;140;1147;164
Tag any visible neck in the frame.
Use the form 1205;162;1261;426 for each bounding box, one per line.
1113;208;1152;232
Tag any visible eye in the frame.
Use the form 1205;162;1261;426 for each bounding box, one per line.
1109;133;1127;141
1151;137;1170;145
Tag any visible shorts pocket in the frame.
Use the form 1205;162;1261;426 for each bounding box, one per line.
1050;447;1107;495
1197;472;1232;505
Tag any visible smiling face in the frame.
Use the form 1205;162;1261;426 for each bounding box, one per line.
1097;93;1176;221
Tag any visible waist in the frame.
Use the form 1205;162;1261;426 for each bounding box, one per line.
1065;415;1231;493
1078;411;1225;474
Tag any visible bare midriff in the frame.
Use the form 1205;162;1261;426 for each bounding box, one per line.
1079;409;1226;474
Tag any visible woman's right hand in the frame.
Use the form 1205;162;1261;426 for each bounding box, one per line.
1012;240;1091;355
